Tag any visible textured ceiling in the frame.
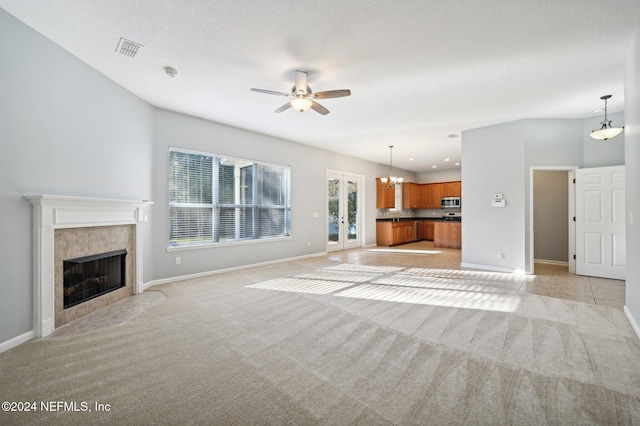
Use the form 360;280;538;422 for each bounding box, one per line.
1;0;639;172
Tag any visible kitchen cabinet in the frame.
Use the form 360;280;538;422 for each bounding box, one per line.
422;220;435;241
376;221;416;246
418;184;441;209
440;181;461;197
434;221;461;249
418;185;432;209
430;184;443;207
376;178;395;209
402;182;420;209
380;180;461;210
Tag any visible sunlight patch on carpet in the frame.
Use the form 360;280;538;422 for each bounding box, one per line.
334;284;521;312
246;264;522;312
294;270;383;283
246;277;354;295
401;268;525;282
371;275;514;294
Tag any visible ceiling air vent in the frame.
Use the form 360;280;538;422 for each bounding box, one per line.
115;37;143;58
447;133;459;139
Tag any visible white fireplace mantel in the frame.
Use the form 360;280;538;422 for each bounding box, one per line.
26;195;153;338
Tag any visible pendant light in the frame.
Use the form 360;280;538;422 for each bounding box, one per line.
590;95;624;140
379;145;403;188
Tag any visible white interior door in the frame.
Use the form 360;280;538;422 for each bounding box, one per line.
576;165;625;279
327;171;362;252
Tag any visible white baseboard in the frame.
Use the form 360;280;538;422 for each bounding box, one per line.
533;259;569;266
624;305;640;341
0;330;35;354
460;262;527;275
142;251;328;290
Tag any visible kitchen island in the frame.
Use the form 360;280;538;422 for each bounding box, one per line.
433;220;462;249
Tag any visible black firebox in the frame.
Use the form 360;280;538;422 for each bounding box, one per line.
63;249;127;309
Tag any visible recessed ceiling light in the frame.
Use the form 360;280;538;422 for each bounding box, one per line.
432;165;437;168
163;66;178;78
447;134;459;139
455;162;460;166
444;158;450;162
409;158;414;161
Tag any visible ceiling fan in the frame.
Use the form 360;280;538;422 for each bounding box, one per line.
251;71;351;115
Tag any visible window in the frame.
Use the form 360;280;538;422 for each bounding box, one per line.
169;147;291;247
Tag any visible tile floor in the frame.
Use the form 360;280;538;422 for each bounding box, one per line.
328;241;625;308
51;240;625;337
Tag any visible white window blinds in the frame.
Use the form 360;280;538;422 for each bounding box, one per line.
169;148;291;247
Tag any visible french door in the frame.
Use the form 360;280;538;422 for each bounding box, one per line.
327;171;363;252
575;165;625;279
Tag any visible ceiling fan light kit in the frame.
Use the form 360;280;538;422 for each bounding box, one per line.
590;95;624;140
251;71;351;115
291;97;313;112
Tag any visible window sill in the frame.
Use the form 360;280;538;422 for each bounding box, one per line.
166;235;292;252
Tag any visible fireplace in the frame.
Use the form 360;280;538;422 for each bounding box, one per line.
63;249;127;309
26;195;152;338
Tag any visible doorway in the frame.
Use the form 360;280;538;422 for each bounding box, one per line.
529;166;576;274
327;170;363;252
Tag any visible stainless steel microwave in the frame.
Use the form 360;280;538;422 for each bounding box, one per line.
441;197;461;209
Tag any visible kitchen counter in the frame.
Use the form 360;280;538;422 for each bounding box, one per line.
376;217;461;248
376;217;457;222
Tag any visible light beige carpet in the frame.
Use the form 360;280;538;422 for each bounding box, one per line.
2;260;640;425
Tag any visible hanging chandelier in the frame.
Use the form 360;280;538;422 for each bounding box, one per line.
379;145;403;188
590;95;624;140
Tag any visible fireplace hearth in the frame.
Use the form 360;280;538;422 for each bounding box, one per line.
63;249;127;309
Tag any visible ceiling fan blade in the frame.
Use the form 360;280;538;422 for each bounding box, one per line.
295;71;308;93
250;88;290;97
274;102;292;113
310;100;330;115
313;89;351;99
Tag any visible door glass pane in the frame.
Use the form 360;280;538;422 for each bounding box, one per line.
328;178;340;243
347;180;358;242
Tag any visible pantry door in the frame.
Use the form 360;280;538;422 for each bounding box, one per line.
327;171;363;252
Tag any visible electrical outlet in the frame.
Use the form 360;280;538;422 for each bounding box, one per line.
175;257;181;265
497;251;503;259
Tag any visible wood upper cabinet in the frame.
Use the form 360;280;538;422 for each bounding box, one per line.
376;178;395;209
379;180;461;210
430;184;443;207
441;181;461;197
402;182;420;209
418;184;432;209
418;183;441;209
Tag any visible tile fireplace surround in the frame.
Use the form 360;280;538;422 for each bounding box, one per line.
26;196;152;338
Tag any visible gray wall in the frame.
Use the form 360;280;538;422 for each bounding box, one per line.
150;109;412;281
0;9;154;342
461;120;526;272
533;171;569;262
462;116;623;273
416;169;462;183
624;26;640;333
